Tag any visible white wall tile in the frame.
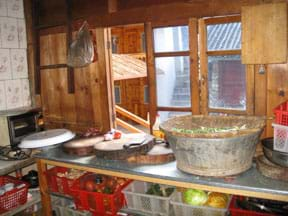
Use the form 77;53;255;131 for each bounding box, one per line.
21;78;30;106
0;80;6;110
0;0;7;16
7;0;24;18
0;17;18;48
5;79;22;109
11;48;27;78
0;48;11;80
17;18;26;48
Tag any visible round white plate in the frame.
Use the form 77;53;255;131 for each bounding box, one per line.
18;129;75;148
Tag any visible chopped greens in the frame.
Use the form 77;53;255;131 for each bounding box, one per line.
172;125;247;134
146;184;174;197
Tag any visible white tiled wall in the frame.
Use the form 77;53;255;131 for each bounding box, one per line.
0;0;30;111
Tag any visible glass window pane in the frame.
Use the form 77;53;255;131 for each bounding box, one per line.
208;55;246;110
114;86;121;104
144;85;149;104
155;56;191;107
153;26;189;53
207;22;241;51
159;111;191;123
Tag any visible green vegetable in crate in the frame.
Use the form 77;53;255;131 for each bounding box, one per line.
146;184;174;197
183;189;208;206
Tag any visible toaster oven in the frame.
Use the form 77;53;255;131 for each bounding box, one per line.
0;108;43;149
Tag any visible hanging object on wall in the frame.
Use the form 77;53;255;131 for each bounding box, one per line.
67;21;97;67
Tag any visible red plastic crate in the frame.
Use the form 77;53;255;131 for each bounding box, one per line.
45;167;83;196
0;176;29;213
71;173;131;216
274;101;288;126
229;196;276;216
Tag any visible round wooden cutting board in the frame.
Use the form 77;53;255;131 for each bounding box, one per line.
126;143;175;164
94;134;154;160
256;155;288;182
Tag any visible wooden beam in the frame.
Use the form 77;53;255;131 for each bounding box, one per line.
108;0;118;13
154;51;189;57
199;18;208;115
66;0;75;93
115;118;145;133
116;105;150;128
145;22;156;133
189;18;200;115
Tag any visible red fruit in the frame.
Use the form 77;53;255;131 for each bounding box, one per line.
113;132;122;139
84;180;95;191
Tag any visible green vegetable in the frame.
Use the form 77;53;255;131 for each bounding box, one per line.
146;184;174;197
172;125;246;134
183;189;208;206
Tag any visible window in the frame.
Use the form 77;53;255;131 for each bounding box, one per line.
112;36;119;53
146;20;199;123
144;85;149;104
200;16;253;115
114;86;121;104
141;32;146;52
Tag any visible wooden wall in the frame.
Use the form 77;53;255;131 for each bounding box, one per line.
115;77;148;120
36;27;113;133
25;0;288;137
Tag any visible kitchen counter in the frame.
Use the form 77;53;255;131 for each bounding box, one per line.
0;157;35;175
34;146;288;216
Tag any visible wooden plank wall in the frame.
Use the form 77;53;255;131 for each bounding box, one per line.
25;0;288;137
38;28;112;133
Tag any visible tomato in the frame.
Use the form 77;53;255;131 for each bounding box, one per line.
113;131;122;139
84;180;95;192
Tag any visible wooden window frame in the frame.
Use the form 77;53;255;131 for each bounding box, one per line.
199;15;254;115
145;19;200;128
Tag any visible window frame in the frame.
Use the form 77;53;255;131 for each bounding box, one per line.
145;19;200;126
199;15;254;115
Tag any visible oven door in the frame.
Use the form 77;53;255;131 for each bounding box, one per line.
8;112;38;147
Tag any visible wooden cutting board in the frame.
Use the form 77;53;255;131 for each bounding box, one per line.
94;134;154;160
256;155;288;182
126;143;175;164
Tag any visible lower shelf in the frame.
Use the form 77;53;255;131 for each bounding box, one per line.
2;188;41;216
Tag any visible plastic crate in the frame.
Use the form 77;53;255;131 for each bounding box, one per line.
170;191;230;216
272;123;288;152
71;173;131;216
273;101;288;126
229;196;275;216
52;197;92;216
0;175;29;213
45;167;84;196
122;181;174;216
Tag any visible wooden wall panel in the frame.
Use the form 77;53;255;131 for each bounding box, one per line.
38;28;112;133
40;33;67;65
242;3;287;64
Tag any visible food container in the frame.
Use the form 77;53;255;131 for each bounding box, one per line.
122;181;174;216
170;191;231;216
45;167;85;196
70;173;131;216
272;123;288;153
261;137;288;167
160;115;265;176
0;176;29;213
273;100;288;126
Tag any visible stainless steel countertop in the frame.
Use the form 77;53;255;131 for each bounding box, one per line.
0;157;35;175
34;146;288;198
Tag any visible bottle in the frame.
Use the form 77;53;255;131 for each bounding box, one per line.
152;114;164;139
